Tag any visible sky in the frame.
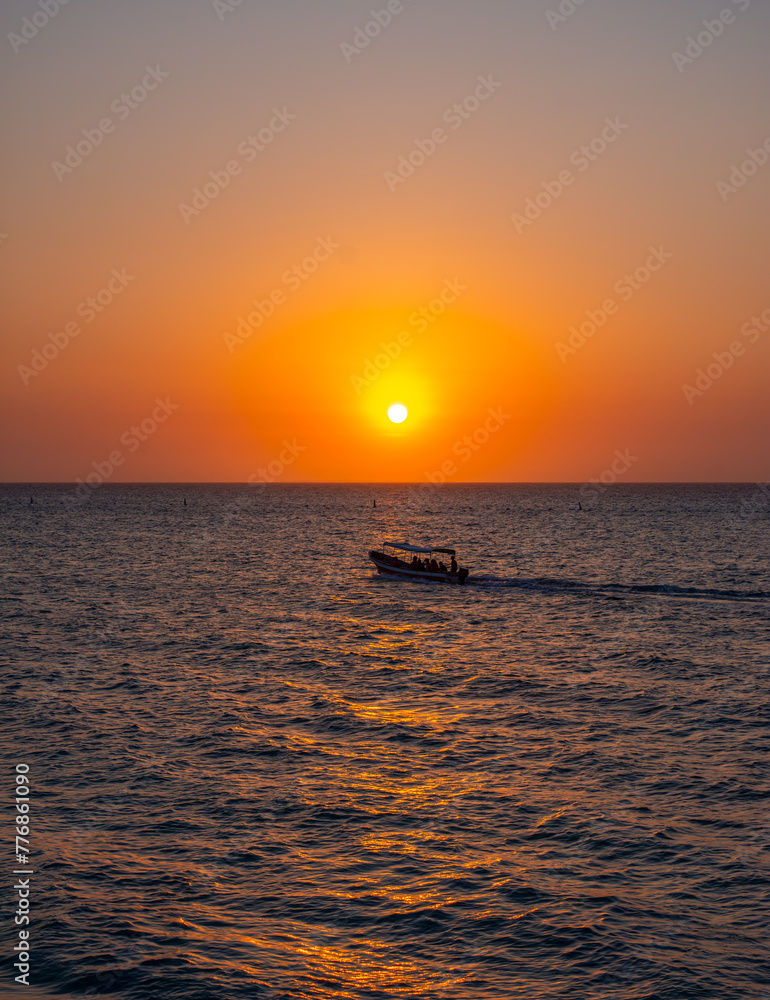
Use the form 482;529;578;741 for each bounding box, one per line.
2;0;769;483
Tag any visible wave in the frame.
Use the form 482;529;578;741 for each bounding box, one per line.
468;574;769;603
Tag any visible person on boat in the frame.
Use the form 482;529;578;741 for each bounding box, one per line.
411;556;419;570
429;558;439;572
450;556;458;574
438;561;447;573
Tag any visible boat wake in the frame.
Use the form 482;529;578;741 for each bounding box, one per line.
468;574;769;604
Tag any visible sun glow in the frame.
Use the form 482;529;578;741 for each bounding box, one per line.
229;307;549;481
387;403;408;424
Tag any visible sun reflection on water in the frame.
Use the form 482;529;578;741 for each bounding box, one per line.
251;935;469;998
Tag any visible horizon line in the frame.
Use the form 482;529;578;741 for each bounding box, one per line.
2;481;767;487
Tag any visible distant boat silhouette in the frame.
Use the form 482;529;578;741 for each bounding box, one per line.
369;541;469;584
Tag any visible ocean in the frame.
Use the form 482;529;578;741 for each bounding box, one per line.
2;483;769;1000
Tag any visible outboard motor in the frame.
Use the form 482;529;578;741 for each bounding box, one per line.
458;567;469;584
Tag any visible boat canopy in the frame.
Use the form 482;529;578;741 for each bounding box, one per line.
383;541;432;554
383;541;456;556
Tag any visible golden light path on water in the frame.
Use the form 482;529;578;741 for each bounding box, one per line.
189;689;525;995
5;485;768;998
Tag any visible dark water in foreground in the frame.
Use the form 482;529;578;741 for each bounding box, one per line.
2;483;769;1000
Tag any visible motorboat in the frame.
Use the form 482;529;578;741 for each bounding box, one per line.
368;541;470;584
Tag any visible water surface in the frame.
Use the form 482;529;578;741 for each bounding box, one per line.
2;484;768;999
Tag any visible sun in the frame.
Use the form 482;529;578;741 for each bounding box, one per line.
387;403;408;424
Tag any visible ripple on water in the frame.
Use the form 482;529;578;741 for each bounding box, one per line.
2;484;769;999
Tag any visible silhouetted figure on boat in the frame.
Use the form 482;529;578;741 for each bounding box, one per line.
368;542;469;584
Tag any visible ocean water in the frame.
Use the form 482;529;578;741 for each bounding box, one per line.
2;483;769;1000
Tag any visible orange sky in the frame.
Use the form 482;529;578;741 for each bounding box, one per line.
2;0;769;482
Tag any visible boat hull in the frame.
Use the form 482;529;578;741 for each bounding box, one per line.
369;551;468;584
